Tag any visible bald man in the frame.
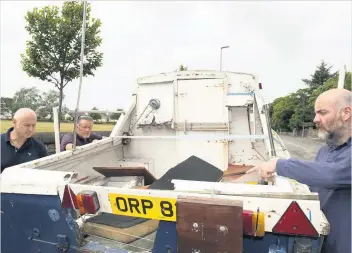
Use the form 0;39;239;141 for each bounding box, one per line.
1;108;48;172
247;88;351;253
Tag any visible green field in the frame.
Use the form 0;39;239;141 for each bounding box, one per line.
1;120;114;133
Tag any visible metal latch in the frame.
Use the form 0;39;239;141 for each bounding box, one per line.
56;234;68;252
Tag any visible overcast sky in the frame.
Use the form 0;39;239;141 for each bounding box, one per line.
1;1;351;111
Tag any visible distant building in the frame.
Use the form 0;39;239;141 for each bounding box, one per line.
66;109;124;122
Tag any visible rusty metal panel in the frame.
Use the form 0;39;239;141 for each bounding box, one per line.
221;164;256;182
176;196;243;253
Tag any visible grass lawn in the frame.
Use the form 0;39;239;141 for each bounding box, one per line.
0;120;114;133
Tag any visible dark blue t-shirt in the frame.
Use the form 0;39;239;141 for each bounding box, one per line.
277;138;351;253
1;128;48;172
60;132;102;151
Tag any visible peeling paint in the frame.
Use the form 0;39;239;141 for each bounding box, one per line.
48;209;60;222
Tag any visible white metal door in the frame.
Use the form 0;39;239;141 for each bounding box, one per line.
176;79;227;123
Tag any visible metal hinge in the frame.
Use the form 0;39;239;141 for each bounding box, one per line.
56;234;69;252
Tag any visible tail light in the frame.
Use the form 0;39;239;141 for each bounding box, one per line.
61;185;100;215
243;209;265;237
62;185;78;209
272;201;318;237
76;190;100;214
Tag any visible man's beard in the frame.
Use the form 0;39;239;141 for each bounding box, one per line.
317;121;348;146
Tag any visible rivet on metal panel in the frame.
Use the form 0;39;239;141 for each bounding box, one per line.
165;246;174;253
219;225;228;233
32;228;40;237
192;222;200;232
48;209;60;222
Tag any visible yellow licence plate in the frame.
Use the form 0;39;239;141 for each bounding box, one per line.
109;193;177;222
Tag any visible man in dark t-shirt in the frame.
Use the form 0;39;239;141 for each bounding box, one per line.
60;115;102;151
1;108;48;172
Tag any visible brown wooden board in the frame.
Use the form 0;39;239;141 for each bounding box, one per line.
93;167;156;185
176;196;243;253
83;219;159;244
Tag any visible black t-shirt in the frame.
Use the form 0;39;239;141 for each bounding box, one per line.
1;128;48;172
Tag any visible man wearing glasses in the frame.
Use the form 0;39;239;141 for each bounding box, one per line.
60;115;102;151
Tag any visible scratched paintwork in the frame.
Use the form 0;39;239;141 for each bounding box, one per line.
1;193;82;253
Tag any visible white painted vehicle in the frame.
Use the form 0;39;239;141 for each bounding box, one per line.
1;70;328;253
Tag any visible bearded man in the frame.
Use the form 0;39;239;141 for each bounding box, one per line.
247;88;351;253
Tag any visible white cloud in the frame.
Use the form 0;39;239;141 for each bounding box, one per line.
1;1;351;110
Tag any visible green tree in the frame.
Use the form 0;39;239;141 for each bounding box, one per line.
110;108;123;120
302;61;337;90
1;97;13;116
110;113;120;120
177;64;188;71
270;62;350;132
89;107;102;121
288;88;315;130
36;89;69;120
308;71;351;107
20;1;103;127
12;87;43;113
270;95;297;131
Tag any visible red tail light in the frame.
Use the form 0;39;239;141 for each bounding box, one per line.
259;83;263;89
243;210;265;237
272;201;318;237
77;190;100;214
62;185;78;209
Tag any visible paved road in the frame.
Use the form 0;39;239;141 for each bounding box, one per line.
279;135;325;160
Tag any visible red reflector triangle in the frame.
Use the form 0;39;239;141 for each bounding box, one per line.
62;185;78;209
272;201;318;237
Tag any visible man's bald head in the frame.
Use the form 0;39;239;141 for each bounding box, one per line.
317;88;352;111
13;108;37;122
12;108;37;139
314;88;351;146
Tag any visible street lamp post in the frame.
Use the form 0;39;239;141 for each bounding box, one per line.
73;0;88;150
220;46;229;71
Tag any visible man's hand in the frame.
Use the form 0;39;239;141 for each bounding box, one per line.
246;159;279;181
65;143;73;150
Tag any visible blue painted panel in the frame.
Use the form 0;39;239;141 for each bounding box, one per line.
244;234;289;253
244;233;323;253
152;221;177;253
1;193;80;253
150;222;323;253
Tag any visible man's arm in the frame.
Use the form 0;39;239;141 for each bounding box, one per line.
38;142;49;158
276;156;351;189
60;133;74;151
91;132;103;140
